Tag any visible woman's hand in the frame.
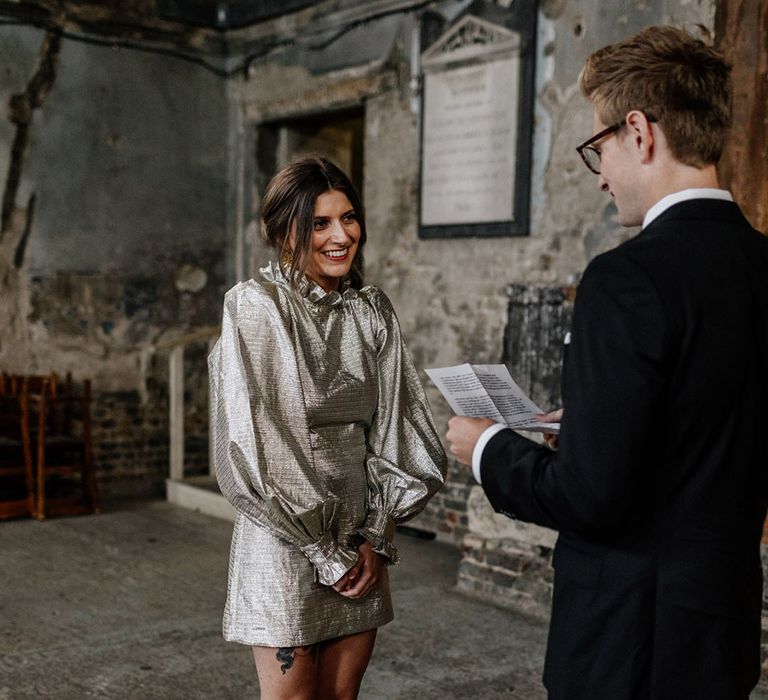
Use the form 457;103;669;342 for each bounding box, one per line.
331;541;387;599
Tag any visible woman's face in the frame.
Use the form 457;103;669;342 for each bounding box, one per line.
294;189;361;293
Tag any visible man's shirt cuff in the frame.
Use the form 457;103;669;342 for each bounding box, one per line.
472;423;507;484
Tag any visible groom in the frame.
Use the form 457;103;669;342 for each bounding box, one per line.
447;26;768;699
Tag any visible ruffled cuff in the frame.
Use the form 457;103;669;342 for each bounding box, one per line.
300;531;359;586
357;509;399;565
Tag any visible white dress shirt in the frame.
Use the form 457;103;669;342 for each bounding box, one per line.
642;188;732;228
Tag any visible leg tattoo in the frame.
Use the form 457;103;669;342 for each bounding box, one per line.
276;647;295;674
275;644;316;674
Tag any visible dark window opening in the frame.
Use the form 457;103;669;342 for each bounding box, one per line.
256;107;365;204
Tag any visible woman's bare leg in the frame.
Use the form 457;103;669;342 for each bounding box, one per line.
315;629;377;700
252;644;319;700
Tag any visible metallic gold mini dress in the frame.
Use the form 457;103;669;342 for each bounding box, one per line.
208;262;446;647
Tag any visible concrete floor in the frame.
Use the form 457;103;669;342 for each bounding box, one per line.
0;499;548;699
1;500;767;700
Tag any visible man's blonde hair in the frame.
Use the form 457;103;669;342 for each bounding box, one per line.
579;25;732;167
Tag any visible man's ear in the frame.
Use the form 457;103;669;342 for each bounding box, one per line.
625;110;655;164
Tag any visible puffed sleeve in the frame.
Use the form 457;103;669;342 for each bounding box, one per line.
357;287;447;563
209;281;358;585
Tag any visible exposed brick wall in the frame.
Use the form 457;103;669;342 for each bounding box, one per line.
457;534;554;621
177;341;212;479
91;341;211;497
11;264;223;500
92;389;168;496
413;462;473;540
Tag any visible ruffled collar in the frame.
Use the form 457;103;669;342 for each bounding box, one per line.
259;261;354;307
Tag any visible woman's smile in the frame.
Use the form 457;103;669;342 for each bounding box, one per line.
321;248;350;261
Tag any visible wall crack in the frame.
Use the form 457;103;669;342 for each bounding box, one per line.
1;30;61;237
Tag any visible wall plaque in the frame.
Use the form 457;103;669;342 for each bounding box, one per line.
419;11;537;238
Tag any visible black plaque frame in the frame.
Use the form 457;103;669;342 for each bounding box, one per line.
418;2;538;239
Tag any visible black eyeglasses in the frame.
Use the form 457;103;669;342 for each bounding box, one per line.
575;123;623;174
576;115;658;174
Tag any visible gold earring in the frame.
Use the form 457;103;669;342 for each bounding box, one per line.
281;250;294;268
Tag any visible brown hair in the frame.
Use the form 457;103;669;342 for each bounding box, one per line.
579;25;732;166
261;155;366;289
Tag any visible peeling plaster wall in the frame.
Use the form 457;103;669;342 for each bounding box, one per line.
0;27;231;492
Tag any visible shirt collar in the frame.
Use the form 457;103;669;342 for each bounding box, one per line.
259;261;352;307
642;188;733;229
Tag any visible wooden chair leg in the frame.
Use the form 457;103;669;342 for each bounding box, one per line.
81;380;100;513
34;384;48;521
20;390;35;518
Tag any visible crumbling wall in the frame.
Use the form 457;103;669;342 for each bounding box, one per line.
0;26;230;495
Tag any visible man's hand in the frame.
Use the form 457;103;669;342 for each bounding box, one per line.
446;417;495;466
537;408;563;450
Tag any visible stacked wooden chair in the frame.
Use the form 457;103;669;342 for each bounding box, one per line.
0;375;37;519
0;372;100;520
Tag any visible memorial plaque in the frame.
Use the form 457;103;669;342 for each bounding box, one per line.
421;56;519;225
418;11;537;238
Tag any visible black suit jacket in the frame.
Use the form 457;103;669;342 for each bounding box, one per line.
481;200;768;700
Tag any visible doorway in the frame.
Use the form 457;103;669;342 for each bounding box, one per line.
255;107;365;203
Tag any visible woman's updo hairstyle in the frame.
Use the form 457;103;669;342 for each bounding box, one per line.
261;155;366;289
